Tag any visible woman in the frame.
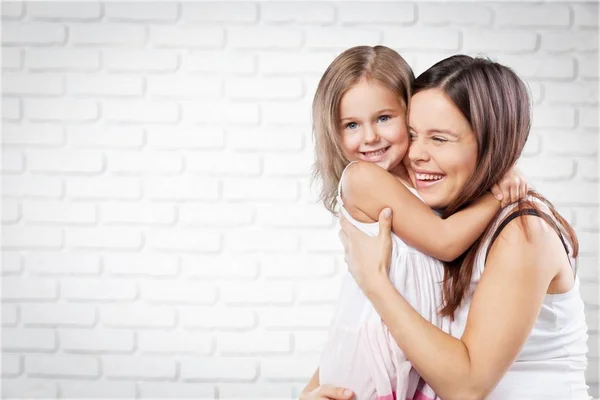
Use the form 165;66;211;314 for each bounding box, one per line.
303;55;589;399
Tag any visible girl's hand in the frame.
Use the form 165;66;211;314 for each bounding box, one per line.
338;208;394;295
300;385;355;400
490;166;530;208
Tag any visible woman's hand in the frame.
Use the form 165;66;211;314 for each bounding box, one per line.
490;166;530;208
338;208;394;295
300;385;355;400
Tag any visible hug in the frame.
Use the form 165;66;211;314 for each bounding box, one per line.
302;46;589;400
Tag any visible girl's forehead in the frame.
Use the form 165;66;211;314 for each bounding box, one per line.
341;82;405;108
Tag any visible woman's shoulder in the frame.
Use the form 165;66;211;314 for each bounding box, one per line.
493;197;558;241
473;197;564;271
484;198;569;267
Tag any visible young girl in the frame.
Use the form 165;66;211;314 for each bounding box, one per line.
308;46;527;400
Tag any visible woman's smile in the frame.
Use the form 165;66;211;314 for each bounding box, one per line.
413;169;447;189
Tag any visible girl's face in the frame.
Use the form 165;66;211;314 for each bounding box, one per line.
405;88;478;209
338;78;409;174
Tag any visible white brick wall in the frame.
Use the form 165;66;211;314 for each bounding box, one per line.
1;1;598;399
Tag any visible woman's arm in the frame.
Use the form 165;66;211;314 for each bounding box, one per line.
341;161;500;261
340;210;564;400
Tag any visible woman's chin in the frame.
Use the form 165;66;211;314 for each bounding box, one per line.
417;192;448;210
415;182;457;210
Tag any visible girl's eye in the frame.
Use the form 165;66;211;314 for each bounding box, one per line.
345;122;358;130
378;115;391;123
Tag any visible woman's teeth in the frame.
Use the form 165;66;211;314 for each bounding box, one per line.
416;173;444;181
362;147;389;157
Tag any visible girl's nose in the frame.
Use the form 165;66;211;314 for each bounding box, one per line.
363;125;380;144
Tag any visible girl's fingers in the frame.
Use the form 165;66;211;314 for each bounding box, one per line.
499;182;509;207
511;184;520;205
491;184;503;201
521;183;529;198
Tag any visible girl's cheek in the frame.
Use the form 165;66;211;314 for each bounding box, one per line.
343;137;361;154
389;125;408;144
339;136;350;152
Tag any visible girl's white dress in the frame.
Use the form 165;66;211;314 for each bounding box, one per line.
319;162;452;400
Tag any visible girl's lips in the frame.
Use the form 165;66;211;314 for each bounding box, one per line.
360;146;390;162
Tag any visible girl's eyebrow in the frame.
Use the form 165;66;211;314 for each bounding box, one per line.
339;108;398;122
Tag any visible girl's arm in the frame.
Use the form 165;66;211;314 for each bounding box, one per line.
340;211;564;400
490;166;529;208
341;161;500;261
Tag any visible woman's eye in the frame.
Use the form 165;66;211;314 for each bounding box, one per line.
409;133;417;141
433;136;447;143
378;115;390;123
345;122;358;130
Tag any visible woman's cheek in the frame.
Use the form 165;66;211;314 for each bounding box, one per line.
449;158;477;192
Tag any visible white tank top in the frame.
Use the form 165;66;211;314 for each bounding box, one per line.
451;199;590;399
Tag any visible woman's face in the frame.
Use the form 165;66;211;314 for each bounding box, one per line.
405;88;478;209
338;78;409;173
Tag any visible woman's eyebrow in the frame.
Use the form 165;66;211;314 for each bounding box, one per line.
429;129;459;138
408;127;460;138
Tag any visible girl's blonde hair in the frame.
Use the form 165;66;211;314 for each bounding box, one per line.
311;45;414;214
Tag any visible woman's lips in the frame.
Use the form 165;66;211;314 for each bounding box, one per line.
415;176;445;189
413;172;446;189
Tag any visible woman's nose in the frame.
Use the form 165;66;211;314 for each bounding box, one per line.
408;137;429;162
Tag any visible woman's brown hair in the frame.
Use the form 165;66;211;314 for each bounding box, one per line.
311;45;414;214
413;55;579;318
